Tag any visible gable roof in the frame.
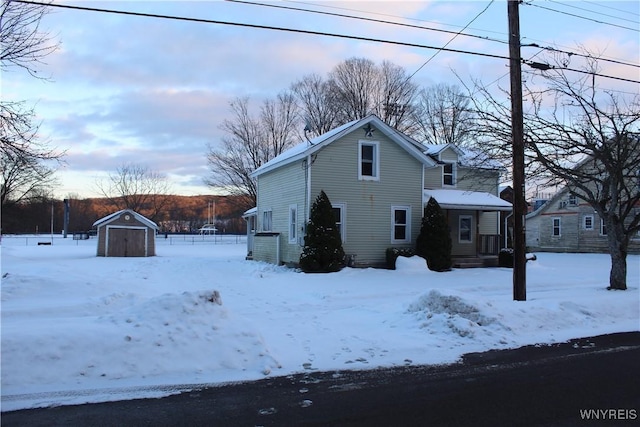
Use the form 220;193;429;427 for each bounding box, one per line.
93;209;159;230
251;115;437;178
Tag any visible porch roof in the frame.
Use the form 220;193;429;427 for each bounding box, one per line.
424;189;512;211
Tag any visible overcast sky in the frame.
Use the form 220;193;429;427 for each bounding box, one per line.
4;0;639;199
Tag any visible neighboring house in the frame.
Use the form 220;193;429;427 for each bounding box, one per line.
246;115;511;268
526;188;640;254
93;209;158;257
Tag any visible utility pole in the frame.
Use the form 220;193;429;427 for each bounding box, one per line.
508;0;527;301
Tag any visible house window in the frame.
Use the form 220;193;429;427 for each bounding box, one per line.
600;219;607;236
568;194;578;206
391;206;411;243
262;210;272;232
288;204;297;243
443;163;456;186
459;215;472;243
552;217;561;237
332;203;346;242
583;215;594;230
359;141;379;180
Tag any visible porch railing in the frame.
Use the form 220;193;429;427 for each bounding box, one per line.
478;234;501;255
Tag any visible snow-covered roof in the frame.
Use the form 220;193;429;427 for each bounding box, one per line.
424;189;512;211
251;115;436;177
92;209;159;229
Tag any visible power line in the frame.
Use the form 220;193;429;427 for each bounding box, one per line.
231;0;638;72
227;0;509;47
546;0;640;25
523;1;639;32
16;0;640;84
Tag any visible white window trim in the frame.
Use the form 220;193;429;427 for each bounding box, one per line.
358;140;380;181
391;205;411;244
600;218;607;236
442;162;456;187
583;214;594;230
458;215;473;243
262;209;272;232
288;204;297;244
568;194;578;206
552;217;561;237
332;202;347;242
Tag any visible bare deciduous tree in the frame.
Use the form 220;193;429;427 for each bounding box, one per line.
1;149;57;207
1;0;58;77
412;83;476;146
291;73;341;137
95;163;172;221
470;56;640;290
1;0;62;198
326;57;418;133
205;94;300;209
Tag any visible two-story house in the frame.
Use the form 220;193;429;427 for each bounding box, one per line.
526;188;640;254
244;115;511;268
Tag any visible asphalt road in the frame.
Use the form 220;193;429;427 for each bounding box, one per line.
3;332;639;427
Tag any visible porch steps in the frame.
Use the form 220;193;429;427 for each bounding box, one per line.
452;256;499;268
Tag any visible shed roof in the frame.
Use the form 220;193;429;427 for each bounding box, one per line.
93;209;159;230
424;189;512;211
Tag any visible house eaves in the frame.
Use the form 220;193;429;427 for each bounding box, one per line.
250;115;437;178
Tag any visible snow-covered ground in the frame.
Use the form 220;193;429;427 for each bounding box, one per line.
1;234;638;411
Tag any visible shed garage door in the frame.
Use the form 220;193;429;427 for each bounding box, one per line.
107;227;146;257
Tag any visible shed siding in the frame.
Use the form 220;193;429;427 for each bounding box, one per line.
308;131;424;266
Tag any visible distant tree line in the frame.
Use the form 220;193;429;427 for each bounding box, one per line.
0;195;249;235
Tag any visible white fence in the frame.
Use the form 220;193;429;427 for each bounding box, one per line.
1;234;247;247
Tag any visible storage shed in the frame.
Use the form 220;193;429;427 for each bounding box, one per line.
92;209;158;257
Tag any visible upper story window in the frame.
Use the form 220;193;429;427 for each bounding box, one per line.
359;141;379;181
568;194;578;206
443;162;456;186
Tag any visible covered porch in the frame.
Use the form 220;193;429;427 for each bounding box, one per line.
423;189;512;268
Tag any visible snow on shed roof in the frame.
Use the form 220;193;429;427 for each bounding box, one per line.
93;209;159;229
424;189;512;211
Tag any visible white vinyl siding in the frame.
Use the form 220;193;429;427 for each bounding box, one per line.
310;130;423;266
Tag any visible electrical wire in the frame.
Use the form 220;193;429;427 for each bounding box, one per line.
15;0;640;85
523;1;639;32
